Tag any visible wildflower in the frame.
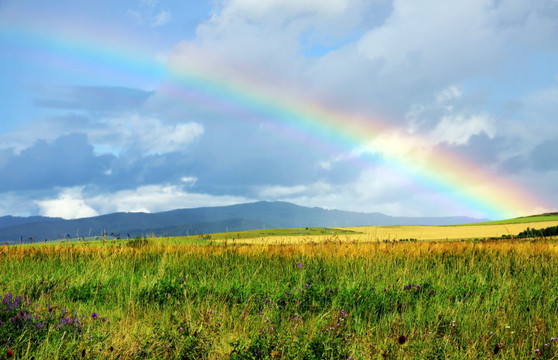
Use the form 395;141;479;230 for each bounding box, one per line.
296;262;302;268
91;313;98;320
305;283;309;287
551;337;558;341
6;349;14;358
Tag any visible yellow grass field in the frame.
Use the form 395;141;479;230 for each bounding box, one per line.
233;220;558;244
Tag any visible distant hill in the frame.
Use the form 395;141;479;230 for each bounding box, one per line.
0;201;487;244
0;215;63;228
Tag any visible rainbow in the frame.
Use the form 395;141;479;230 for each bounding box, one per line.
1;22;552;219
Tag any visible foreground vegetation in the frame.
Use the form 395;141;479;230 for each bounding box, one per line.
1;235;558;359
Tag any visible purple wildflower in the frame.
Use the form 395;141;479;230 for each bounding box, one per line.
91;313;98;320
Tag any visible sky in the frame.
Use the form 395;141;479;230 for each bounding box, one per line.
1;0;557;220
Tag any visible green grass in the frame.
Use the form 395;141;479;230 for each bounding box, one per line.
180;227;360;241
24;227;359;247
1;239;558;359
464;213;558;225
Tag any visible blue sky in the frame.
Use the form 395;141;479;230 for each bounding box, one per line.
1;0;557;219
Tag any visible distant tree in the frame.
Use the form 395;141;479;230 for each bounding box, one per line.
517;226;558;238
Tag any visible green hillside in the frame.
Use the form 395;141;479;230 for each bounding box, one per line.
466;213;558;226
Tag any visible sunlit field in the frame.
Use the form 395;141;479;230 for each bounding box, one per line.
2;220;558;359
208;218;558;245
342;220;558;242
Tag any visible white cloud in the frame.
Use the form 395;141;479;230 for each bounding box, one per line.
436;85;463;104
254;168;472;217
0;115;203;156
220;0;350;20
405;85;497;147
180;176;197;185
92;115;204;154
87;185;251;215
355;0;513;81
0;192;39;217
258;183;330;199
36;188;99;219
151;10;171;27
31;184;252;219
430;114;495;145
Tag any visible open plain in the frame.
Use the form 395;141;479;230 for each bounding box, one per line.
1;216;558;359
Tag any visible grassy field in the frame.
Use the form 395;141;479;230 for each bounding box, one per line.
468;213;558;225
1;232;558;359
341;220;558;242
206;217;558;245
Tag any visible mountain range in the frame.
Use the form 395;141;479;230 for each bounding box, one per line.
0;201;487;244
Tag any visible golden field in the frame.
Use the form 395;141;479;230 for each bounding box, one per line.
231;220;558;244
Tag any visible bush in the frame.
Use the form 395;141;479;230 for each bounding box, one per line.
517;226;558;238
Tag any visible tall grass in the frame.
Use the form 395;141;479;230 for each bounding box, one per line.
1;238;558;359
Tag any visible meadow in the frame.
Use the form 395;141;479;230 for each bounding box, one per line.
1;219;558;359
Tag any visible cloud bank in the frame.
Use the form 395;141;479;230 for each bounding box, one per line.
1;0;557;219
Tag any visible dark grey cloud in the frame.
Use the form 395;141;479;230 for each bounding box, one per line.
499;154;528;174
33;86;154;113
195;121;362;192
439;132;510;166
529;136;558;171
0;133;114;192
1;117;364;199
95;151;195;192
498;134;558;174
